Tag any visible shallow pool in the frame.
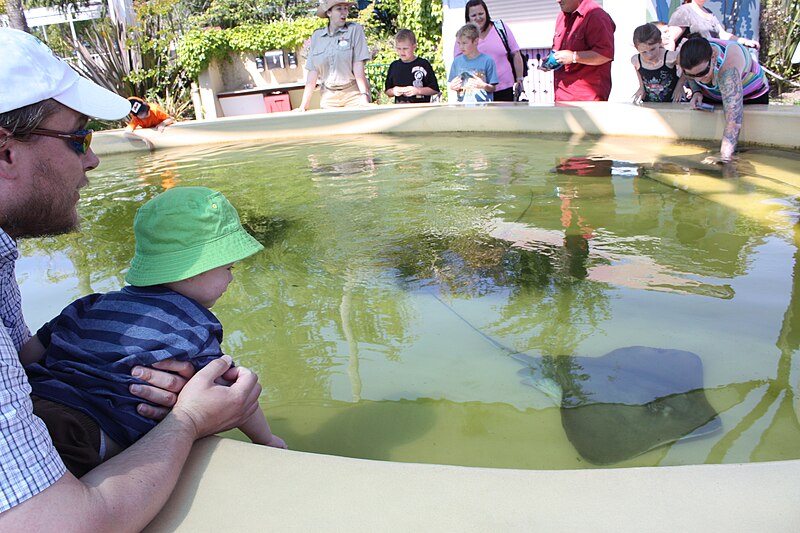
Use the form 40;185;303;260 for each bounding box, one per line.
18;133;800;469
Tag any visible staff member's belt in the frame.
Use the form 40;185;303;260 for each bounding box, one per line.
322;80;357;91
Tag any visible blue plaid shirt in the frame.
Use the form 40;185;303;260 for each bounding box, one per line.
0;229;65;512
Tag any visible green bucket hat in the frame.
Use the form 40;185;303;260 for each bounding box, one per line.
125;187;264;286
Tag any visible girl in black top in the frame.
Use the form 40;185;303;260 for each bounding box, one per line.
631;23;685;103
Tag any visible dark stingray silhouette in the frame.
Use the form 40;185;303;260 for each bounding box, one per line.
513;348;720;465
429;292;721;465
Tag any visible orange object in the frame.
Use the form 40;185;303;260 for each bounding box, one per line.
127;102;171;130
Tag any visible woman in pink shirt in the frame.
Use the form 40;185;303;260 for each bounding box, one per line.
454;0;525;101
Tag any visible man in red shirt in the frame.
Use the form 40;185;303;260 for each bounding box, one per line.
546;0;616;101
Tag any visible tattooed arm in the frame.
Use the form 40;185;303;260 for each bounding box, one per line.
719;68;744;161
716;66;744;162
702;45;748;165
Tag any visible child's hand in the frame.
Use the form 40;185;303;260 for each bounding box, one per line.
464;77;486;90
265;434;288;449
449;77;463;91
632;88;644;105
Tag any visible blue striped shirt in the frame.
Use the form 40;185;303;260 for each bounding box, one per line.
0;229;65;512
26;285;223;448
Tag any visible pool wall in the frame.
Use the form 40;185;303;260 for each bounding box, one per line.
90;102;800;532
96;102;800;156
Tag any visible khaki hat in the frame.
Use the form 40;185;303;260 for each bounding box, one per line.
316;0;355;18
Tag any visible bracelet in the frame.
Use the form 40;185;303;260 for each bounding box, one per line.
572;51;577;64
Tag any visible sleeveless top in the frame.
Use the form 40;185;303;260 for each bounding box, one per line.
696;39;769;101
638;51;680;102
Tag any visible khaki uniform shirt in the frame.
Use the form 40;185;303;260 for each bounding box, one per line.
305;22;371;89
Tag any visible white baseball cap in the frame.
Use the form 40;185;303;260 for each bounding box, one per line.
0;28;130;120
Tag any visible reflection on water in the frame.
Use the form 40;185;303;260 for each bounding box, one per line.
17;133;800;469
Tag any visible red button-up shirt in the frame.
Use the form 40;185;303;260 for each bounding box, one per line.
553;0;616;101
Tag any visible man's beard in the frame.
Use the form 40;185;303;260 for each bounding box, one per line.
4;159;81;239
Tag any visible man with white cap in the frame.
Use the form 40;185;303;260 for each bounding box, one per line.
0;28;263;528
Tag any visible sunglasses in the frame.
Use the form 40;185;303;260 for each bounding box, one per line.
685;62;712;79
29;128;93;155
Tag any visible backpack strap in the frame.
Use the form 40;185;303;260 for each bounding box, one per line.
493;19;521;80
493;20;511;55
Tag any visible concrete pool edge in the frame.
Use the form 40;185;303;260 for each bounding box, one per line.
143;436;800;532
95;101;800;156
94;102;800;531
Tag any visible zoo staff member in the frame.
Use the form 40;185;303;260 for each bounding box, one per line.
545;0;616;101
298;0;372;110
0;28;262;530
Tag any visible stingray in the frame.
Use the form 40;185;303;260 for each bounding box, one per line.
428;293;721;465
512;348;720;465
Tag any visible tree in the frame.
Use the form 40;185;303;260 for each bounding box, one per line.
5;0;30;32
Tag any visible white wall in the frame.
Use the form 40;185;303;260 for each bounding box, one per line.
605;0;645;102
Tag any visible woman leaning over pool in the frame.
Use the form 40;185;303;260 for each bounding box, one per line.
679;37;769;165
298;0;372;111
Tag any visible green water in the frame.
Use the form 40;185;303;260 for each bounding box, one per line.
18;133;800;469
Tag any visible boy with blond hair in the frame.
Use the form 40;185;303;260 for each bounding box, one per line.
448;23;497;103
384;29;440;103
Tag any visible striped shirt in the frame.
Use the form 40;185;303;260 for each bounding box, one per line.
26;285;224;448
696;39;769;101
0;229;66;512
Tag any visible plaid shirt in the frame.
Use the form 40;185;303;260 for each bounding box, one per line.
0;229;65;512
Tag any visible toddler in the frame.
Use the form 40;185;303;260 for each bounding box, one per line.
23;187;286;477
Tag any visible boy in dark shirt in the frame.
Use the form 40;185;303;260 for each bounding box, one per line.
384;29;440;104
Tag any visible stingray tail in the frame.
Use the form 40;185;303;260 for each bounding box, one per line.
427;290;563;405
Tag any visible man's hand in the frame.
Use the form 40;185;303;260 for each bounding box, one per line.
130;359;195;420
170;355;262;439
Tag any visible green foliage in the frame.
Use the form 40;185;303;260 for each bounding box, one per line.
177;17;324;78
123;0;196;116
188;0;314;29
761;0;800;95
175;27;233;80
175;0;445;101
